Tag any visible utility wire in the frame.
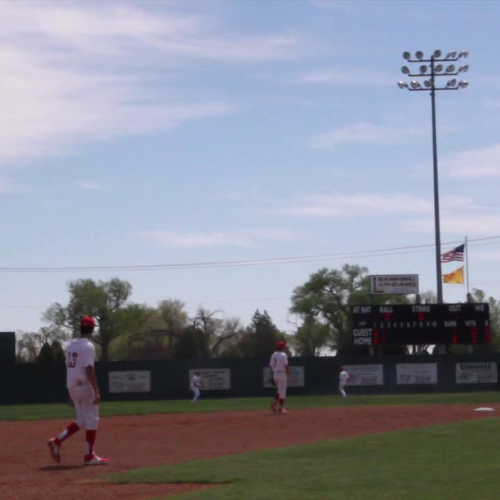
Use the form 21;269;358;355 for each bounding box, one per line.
0;235;499;273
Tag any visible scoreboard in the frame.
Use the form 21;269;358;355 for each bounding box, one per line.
351;303;490;346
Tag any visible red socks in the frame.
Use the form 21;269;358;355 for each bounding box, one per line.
55;422;80;445
54;424;99;460
85;430;97;458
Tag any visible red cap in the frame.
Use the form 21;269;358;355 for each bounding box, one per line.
80;316;96;328
277;341;286;349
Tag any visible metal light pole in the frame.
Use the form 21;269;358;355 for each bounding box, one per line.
398;50;470;304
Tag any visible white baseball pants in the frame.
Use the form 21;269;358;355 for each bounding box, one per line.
339;381;347;397
274;374;287;399
69;384;99;430
191;385;200;403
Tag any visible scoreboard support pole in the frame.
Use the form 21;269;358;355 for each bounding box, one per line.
368;293;375;357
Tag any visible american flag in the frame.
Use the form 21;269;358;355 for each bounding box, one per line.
441;244;465;263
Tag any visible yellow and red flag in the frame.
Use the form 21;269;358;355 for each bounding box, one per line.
443;266;464;284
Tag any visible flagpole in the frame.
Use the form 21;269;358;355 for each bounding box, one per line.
465;236;471;301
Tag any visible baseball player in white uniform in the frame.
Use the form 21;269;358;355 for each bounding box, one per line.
339;366;349;397
190;371;203;403
47;317;109;466
269;341;290;414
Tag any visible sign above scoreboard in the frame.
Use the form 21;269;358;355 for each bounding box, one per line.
351;303;490;346
369;274;419;295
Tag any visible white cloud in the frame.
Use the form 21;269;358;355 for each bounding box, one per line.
442;143;500;178
473;250;500;262
0;178;15;193
311;122;428;150
276;192;491;220
140;228;296;249
76;180;103;191
301;68;390;86
277;193;433;218
483;99;500;109
330;168;348;178
0;3;302;62
0;2;305;167
402;214;500;236
0;177;26;194
308;0;361;14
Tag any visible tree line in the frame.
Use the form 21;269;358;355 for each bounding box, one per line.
16;264;500;363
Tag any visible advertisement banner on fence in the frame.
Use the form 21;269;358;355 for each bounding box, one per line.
109;371;151;393
263;366;305;388
344;365;384;386
189;369;231;390
369;274;419;295
396;363;438;385
456;362;498;384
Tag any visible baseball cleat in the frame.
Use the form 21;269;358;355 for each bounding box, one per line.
84;454;110;466
47;438;61;464
278;408;288;414
270;402;278;413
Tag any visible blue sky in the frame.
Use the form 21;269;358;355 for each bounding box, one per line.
1;0;500;334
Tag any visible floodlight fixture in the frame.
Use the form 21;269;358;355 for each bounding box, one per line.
396;49;471;307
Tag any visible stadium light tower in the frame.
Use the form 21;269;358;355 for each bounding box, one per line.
398;50;470;304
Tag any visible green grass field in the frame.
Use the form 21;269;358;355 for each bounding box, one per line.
3;393;499;499
104;418;500;500
1;392;500;421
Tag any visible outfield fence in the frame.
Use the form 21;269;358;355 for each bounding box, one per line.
0;354;499;404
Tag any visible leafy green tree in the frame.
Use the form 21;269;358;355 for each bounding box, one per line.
246;310;283;358
16;326;70;363
290;315;330;356
51;341;66;363
291;264;409;355
37;342;56;364
192;308;244;357
172;326;209;359
158;299;189;331
43;278;133;361
16;332;40;363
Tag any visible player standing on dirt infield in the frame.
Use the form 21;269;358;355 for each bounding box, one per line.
270;341;290;414
47;317;110;466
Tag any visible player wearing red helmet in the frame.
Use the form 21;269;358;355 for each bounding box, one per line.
269;341;290;414
47;317;109;466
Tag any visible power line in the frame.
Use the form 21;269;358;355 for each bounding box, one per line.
0;235;499;273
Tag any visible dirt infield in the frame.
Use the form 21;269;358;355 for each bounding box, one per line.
0;403;497;500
